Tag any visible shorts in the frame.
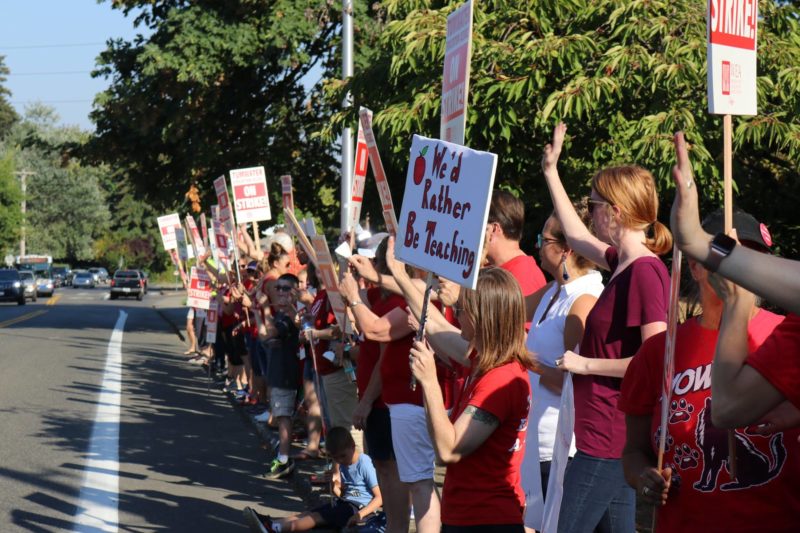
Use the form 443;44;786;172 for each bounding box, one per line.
270;387;296;418
387;403;435;483
248;337;268;377
364;407;394;461
311;498;359;529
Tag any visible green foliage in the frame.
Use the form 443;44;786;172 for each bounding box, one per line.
0;55;18;136
323;0;800;258
86;0;346;232
0;151;22;255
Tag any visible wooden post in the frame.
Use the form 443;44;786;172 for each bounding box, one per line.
657;246;683;472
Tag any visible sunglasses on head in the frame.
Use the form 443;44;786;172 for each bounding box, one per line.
587;199;611;214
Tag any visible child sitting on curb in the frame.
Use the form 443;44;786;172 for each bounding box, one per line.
244;426;383;532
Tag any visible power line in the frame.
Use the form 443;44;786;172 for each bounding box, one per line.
0;42;106;50
8;70;93;76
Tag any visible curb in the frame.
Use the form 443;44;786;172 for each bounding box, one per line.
152;305;186;342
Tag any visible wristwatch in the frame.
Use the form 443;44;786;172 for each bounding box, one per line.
348;300;363;308
706;232;737;272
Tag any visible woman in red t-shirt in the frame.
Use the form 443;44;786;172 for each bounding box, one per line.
619;210;800;532
409;267;533;533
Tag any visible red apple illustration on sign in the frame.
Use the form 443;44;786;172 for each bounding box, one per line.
413;146;429;185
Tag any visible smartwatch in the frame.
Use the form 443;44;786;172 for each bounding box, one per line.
706;232;737;272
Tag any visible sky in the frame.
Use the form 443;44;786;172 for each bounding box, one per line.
0;0;146;131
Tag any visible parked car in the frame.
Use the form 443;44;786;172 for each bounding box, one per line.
110;270;145;300
0;269;26;305
18;270;37;302
52;266;71;288
36;275;55;297
89;267;109;284
72;271;96;289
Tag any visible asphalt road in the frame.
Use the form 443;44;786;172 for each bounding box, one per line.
0;286;303;532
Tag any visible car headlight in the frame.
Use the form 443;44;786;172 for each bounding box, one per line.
13;281;21;288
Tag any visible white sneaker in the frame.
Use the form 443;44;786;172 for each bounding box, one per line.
254;410;271;423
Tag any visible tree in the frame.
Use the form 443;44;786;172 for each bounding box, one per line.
2;104;111;261
85;0;366;233
323;0;800;258
0;55;18;136
0;150;22;255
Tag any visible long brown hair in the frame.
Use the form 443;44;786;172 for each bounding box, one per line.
461;268;534;375
592;165;672;255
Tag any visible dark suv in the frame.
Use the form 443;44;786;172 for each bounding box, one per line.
0;269;26;305
110;270;145;300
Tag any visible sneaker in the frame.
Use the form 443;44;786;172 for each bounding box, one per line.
253;410;272;423
265;458;294;479
243;506;274;533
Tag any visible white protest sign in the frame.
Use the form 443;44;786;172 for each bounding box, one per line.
157;213;182;251
212;220;231;270
175;228;190;262
707;0;758;115
213;175;235;233
310;236;349;332
187;267;212;310
396;135;497;289
206;299;219;343
230;166;272;224
281;175;294;211
348;113;370;231
359;108;399;235
185;215;206;257
440;0;474;143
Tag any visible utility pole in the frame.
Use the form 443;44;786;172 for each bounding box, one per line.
339;0;354;235
14;170;35;257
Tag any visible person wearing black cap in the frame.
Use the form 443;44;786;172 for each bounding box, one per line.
670;131;800;436
619;207;800;532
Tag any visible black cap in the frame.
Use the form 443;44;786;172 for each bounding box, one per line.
701;208;773;252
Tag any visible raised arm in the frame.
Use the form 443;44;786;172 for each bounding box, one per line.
670;131;800;315
542;123;610;269
339;272;412;342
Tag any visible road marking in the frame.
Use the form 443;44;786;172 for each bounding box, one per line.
73;310;127;533
0;309;47;329
47;294;61;306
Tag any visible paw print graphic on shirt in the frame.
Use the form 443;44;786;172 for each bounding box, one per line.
654;427;675;453
669;399;695;424
673;443;700;470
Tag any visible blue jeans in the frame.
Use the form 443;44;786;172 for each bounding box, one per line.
557;451;635;533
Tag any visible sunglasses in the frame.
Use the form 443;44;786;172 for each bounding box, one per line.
537;234;561;249
275;285;294;293
587;199;611;214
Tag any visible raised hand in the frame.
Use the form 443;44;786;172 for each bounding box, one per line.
339;272;360;302
348;255;380;284
670;132;709;260
385;236;408;279
542;122;567;175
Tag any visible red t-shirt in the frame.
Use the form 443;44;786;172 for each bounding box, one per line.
355;287;392;409
499;254;547;331
746;313;800;410
619;311;799;532
309;290;339;376
575;247;669;458
441;361;531;526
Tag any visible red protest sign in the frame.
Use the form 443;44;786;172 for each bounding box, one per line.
187;267;212;309
185;215;206;257
348;115;370;231
213;175;235;233
440;0;473;144
230;166;272;224
157;213;182;251
281;175;294;211
707;0;757;115
359;108;399;234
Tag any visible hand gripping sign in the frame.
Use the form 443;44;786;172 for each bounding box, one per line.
157;213;183;251
230;166;272;224
440;0;474;144
359;108;399;235
707;0;758;115
187;267;212;310
396;135;497;290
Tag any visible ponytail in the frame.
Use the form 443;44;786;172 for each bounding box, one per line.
646;221;673;256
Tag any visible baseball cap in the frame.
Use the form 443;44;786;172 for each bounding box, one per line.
246;260;259;271
701;207;773;252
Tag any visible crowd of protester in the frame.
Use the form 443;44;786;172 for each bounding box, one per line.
176;124;799;533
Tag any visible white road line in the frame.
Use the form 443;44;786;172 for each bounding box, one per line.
73;310;127;532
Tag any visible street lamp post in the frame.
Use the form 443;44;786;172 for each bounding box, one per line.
340;0;354;235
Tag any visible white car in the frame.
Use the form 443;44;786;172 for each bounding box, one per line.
36;276;54;297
